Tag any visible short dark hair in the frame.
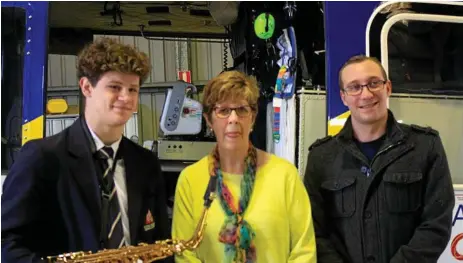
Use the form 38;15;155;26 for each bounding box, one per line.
77;37;151;86
338;55;388;88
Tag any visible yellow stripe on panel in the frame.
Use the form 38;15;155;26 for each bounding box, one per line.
22;115;44;145
328;111;350;136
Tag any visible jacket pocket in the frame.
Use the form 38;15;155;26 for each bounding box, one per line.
321;177;356;218
383;172;423;213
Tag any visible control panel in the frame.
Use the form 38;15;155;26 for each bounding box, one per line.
157;140;216;161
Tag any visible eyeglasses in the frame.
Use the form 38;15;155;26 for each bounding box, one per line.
343;80;387;96
213;105;254;119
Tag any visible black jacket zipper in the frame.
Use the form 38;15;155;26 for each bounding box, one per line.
366;140;403;176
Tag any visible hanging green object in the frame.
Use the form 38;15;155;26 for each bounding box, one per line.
254;13;275;40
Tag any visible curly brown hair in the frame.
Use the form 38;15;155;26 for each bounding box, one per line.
202;70;260;118
77;37;151;86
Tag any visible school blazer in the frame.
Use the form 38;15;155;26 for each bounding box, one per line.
1;117;172;263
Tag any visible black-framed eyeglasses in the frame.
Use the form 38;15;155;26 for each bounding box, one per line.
343;80;387;96
213;105;255;119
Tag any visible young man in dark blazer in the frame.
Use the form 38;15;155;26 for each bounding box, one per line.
2;37;172;262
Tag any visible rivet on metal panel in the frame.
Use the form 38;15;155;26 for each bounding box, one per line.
27;39;31;43
28;15;32;19
27;51;30;55
28;27;31;31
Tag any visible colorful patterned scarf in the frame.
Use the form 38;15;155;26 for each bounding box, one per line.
209;143;258;263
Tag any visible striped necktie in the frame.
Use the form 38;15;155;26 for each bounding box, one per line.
98;146;125;249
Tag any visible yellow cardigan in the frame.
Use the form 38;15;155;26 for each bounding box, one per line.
172;154;317;263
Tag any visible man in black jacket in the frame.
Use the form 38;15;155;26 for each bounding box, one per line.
304;55;455;263
2;37;172;263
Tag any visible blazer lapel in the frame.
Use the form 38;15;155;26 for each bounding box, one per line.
67;118;101;233
121;138;143;245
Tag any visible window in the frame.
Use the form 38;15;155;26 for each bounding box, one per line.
1;7;26;172
387;19;463;95
378;2;463;95
378;2;463;184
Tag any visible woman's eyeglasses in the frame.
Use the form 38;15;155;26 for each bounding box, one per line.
213;105;254;119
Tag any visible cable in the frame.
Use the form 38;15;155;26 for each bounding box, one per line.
138;25;228;43
223;39;228;71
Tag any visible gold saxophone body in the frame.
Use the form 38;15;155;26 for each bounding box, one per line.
46;177;217;263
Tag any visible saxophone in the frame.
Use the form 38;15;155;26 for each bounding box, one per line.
45;177;217;263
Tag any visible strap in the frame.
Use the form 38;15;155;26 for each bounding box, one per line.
410;124;438;135
204;175;218;207
309;136;333;151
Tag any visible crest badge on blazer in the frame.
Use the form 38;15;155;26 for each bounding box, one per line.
144;209;155;231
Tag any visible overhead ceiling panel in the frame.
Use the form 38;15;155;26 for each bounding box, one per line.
49;1;226;37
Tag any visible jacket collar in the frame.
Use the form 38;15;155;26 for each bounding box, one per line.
86;120;122;159
68;115;95;157
69;115;123;158
337;109;407;144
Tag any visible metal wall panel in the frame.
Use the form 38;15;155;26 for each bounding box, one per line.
47;35;177;88
124;113;139;142
47;54;78;89
45;115;78;137
149;39;167;83
137;89;167;142
190;39;232;83
47;36;228;89
45;113;140;140
297;90;327;178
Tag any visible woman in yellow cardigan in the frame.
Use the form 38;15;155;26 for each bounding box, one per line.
171;71;317;263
